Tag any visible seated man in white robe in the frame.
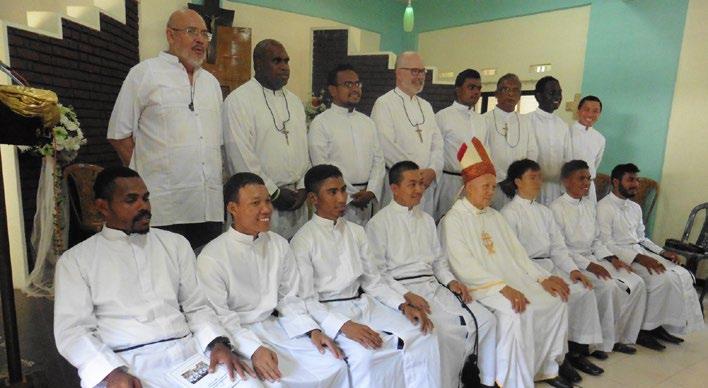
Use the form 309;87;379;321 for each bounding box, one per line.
197;172;349;387
54;167;259;388
500;159;604;381
309;63;385;226
439;138;571;388
291;164;442;388
597;163;704;349
550;160;647;356
366;160;497;387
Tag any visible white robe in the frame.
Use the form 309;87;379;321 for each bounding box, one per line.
435;101;489;221
291;214;442;388
196;228;349;387
54;227;261;388
223;78;310;239
525;109;572;206
482;107;539;210
371;87;444;216
550;194;647;349
366;201;497;387
597;193;704;334
501;195;603;347
569;121;606;202
309;104;385;226
439;199;568;387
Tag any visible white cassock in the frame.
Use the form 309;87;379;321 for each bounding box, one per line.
371;87;444;216
106;52;223;226
435;101;489;221
196;228;349;387
291;214;442;388
439;199;568;387
54;227;262;388
569;121;606;202
525;109;572;206
482;107;539;210
223;78;309;239
366;200;497;387
309;104;385;226
597;193;704;334
550;194;647;350
501;195;603;349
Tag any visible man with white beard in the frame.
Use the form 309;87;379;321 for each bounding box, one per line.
371;51;444;217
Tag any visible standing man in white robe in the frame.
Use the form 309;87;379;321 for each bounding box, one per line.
499;159;605;382
439;138;572;388
197;173;349;387
223;39;309;239
550;160;646;355
435;69;488;221
525;76;572;206
366;160;497;387
597;163;704;349
107;9;224;248
371;51;444;217
309;63;385;226
291;164;442;388
483;73;539;210
569;96;606;202
54;167;259;388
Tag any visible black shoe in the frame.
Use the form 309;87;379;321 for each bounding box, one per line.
637;331;666;351
590;350;608;360
544;376;574;388
567;354;604;376
559;358;582;383
652;327;684;344
613;343;637;354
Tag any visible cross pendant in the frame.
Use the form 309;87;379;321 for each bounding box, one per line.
415;126;423;143
283;129;290;145
502;123;508;137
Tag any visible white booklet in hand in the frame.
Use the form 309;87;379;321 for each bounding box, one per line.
167;353;245;387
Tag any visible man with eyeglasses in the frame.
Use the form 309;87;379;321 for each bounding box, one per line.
525;76;573;206
371;51;444;217
482;73;539;210
434;69;488;220
308;63;385;226
223;39;309;240
108;8;224;249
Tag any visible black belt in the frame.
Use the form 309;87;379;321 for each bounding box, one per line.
443;170;461;176
320;288;363;303
394;274;434;281
114;333;189;353
352;181;368;186
532;257;550;260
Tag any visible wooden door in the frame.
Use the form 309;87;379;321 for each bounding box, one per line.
203;26;252;98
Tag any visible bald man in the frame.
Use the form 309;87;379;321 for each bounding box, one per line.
223;39;310;240
108;8;225;249
371;52;444;217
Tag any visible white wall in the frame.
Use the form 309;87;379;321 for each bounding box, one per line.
418;6;590;122
653;0;708;261
139;1;381;102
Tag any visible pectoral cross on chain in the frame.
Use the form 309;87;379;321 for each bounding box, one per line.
415;125;423;143
481;231;496;255
282;129;290;145
502;123;509;138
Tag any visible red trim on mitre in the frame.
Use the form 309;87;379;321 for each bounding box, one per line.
471;137;492;164
457;142;468;162
461;162;496;184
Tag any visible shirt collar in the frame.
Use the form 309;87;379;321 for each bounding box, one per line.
330;103;355;115
389;199;418;216
609;192;630;208
452;100;474;112
494;106;513;120
534;108;555;119
159;51;202;75
394;87;417;101
512;194;536;207
312;213;344;231
228;226;266;245
100;225;148;243
571;121;592;132
561;192;583;205
462;197;488;215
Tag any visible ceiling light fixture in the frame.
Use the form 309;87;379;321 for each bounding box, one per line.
403;0;414;32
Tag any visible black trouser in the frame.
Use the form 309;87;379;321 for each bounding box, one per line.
156;221;223;250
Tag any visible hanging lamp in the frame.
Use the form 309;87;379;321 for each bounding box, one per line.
403;0;415;32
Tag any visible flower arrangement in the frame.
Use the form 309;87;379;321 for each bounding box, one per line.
21;104;86;162
305;89;327;126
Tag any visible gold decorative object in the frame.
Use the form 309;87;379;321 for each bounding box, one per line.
0;85;60;128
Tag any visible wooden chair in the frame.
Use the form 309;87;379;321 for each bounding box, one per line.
63;163;104;246
594;173;659;224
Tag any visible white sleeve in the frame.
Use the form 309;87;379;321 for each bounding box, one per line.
107;65;144;140
597;203;638;264
371;98;411;167
367;120;387;201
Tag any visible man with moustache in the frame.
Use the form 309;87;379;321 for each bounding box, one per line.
309;64;385;226
371;51;444;217
525;76;572;206
54;167;260;388
597;164;704;349
435;69;488;220
482;73;539;210
223;39;309;239
569;96;605;202
108;8;224;249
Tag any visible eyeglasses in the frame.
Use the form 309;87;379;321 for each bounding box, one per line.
499;87;521;95
169;27;213;42
337;80;363;89
399;67;427;77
